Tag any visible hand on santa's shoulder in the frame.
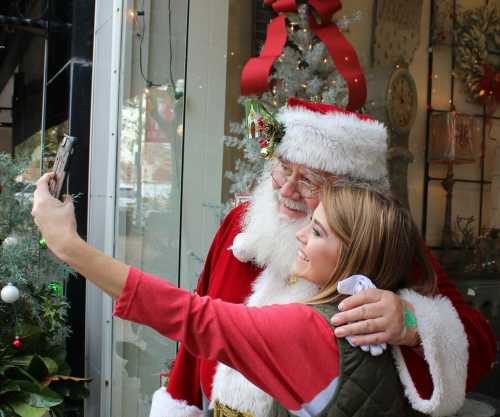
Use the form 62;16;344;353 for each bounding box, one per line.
331;289;419;347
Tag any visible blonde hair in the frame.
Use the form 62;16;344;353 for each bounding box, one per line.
307;181;437;305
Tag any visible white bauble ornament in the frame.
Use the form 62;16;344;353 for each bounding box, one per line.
2;235;19;248
1;283;20;303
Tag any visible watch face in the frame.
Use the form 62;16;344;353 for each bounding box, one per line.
387;69;418;134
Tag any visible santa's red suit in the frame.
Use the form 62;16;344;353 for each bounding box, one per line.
148;202;496;417
148;99;496;417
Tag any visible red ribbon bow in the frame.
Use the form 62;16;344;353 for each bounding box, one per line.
478;64;500;142
240;0;366;111
479;65;500;104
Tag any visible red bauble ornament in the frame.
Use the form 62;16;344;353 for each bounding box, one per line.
258;139;268;149
257;117;266;131
12;336;22;350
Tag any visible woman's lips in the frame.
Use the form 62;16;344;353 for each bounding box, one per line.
297;248;309;262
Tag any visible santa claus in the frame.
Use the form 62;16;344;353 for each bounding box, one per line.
149;98;496;417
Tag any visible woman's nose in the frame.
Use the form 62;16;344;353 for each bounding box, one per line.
296;226;307;244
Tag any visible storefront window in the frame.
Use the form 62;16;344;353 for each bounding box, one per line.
111;1;188;416
87;0;500;415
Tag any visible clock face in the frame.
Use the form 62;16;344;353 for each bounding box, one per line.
386;68;418;134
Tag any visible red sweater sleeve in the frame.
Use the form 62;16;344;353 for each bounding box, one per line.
401;251;497;397
166;203;260;406
114;267;340;412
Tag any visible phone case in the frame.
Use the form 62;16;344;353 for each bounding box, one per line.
49;135;76;200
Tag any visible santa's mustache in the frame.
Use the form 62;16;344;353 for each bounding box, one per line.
277;194;310;215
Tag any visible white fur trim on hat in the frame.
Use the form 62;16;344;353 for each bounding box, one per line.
276;105;388;182
393;290;468;417
149;388;203;417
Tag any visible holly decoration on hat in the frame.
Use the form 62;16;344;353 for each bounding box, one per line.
245;99;285;160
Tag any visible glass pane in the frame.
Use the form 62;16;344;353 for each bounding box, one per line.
425;180;447;247
111;1;188;416
484;119;498;182
482;184;492;231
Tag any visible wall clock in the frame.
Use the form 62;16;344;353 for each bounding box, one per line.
386;67;418;135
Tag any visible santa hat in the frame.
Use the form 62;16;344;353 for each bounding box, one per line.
275;98;388;183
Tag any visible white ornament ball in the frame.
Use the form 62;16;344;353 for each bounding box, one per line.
3;235;19;248
1;283;20;303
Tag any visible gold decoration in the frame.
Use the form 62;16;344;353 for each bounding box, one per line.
214;401;255;417
454;6;500;103
373;0;424;66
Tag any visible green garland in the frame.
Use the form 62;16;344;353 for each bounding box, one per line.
0;154;89;417
454;5;500;102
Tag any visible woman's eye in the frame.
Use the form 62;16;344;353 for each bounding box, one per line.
312;227;321;237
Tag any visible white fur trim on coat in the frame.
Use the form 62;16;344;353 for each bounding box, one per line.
149;388;203;417
276;106;388;182
393;290;469;417
230;232;254;263
210;266;320;417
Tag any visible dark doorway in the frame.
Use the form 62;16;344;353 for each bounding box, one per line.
0;1;94;415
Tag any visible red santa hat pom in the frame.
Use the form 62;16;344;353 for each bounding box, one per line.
275;98;389;183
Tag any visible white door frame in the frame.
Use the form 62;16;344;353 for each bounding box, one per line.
86;0;230;415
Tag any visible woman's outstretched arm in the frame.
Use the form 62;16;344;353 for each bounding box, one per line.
32;173;128;298
32;173;341;414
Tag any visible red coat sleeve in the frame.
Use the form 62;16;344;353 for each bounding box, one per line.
166;203;260;407
401;251;497;398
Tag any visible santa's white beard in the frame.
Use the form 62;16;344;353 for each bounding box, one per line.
235;173;321;305
209;172;321;416
242;174;309;276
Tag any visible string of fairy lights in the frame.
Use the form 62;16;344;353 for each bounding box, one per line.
128;0;184;99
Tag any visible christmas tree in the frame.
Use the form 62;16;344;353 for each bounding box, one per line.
0;153;88;417
224;4;360;201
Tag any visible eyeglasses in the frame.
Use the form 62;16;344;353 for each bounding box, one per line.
271;160;325;198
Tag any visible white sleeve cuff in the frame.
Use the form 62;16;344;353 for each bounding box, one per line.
393;289;469;417
149;388;203;417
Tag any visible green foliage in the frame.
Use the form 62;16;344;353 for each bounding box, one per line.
0;154;88;416
454;5;500;102
0;351;91;417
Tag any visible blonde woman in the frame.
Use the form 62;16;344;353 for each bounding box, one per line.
33;174;440;417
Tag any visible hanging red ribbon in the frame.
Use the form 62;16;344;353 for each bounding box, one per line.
241;0;366;111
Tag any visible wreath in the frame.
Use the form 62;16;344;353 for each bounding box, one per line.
455;6;500;105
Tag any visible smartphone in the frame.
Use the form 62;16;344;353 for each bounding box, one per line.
48;135;76;200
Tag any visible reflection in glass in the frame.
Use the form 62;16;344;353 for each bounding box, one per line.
111;1;188;415
15;121;68;183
